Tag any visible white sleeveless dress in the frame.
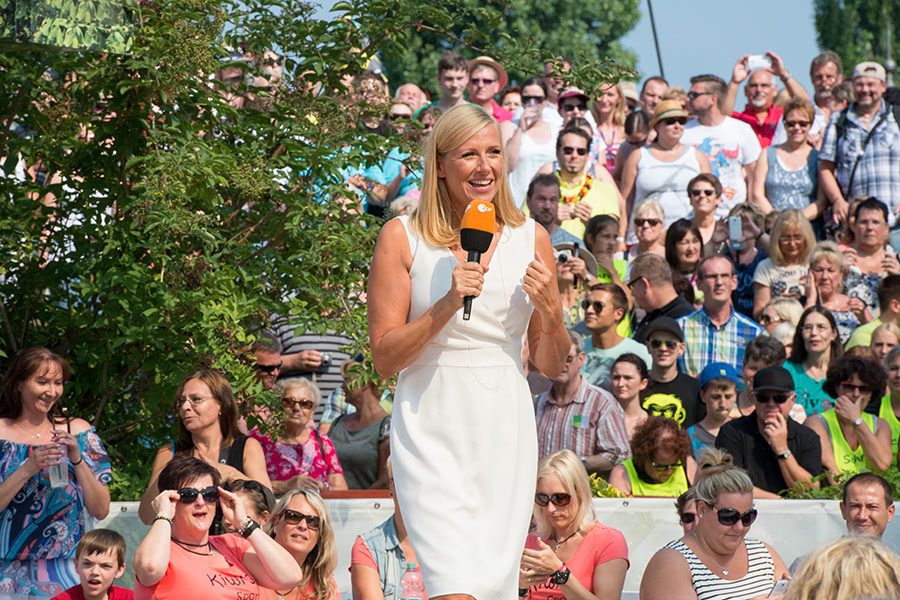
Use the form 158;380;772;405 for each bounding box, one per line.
392;215;538;599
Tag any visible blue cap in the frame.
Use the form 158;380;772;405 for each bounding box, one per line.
698;362;739;389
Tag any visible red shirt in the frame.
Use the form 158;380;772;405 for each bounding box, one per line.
52;584;134;600
488;99;513;123
732;104;783;148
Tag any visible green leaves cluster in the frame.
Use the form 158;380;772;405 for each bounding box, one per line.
814;0;900;73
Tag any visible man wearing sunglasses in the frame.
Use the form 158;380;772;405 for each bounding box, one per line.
716;365;823;498
466;56;513;123
640;317;705;428
556;87;591;126
252;338;282;391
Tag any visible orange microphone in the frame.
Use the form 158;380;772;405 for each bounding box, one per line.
460;200;496;321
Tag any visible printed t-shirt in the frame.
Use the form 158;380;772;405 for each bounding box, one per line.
524;521;628;599
783;360;831;416
640;373;705;428
350;537;429;600
134;536;262;600
52;585;134;600
752;258;808;300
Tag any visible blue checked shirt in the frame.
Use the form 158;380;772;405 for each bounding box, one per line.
819;100;900;226
677;307;764;377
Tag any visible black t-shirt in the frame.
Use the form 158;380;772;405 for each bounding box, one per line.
632;295;696;343
640;372;705;428
715;414;822;495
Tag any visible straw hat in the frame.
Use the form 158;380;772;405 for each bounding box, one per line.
467;56;508;90
650;99;690;128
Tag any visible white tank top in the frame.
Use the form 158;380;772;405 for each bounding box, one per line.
633;145;702;229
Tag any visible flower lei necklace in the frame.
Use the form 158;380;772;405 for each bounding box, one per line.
560;172;593;204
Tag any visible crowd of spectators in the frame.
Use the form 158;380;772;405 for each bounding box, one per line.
6;41;900;600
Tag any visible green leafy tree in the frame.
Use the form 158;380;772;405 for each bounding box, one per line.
0;0;630;500
814;0;900;71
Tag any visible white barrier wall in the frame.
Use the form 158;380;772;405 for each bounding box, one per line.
98;498;897;596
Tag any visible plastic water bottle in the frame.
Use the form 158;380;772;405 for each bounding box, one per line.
399;562;425;600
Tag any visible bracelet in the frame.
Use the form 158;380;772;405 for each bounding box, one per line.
540;312;564;335
153;515;173;526
71;455;83;466
240;517;260;538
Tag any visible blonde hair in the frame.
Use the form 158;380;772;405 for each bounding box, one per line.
409;104;524;247
872;322;900;345
692;448;753;506
265;488;338;600
808;241;846;272
277;378;321;410
785;537;900;600
765;296;805;326
770;209;815;266
633;198;665;222
591;83;626;128
532;450;595;540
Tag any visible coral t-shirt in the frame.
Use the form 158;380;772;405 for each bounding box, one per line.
524;521;629;600
350;537;428;600
134;535;263;600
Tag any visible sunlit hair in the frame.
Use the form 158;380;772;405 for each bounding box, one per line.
790;306;843;364
808;241;846;273
764;296;804;327
591;83;625;128
886;344;900;377
265;488;337;600
633;198;665;222
769;209;815;266
173;369;240;454
692;448;752;506
729;201;764;232
277;378;322;411
785;536;900;600
410;104;524;247
532;450;595;540
688;173;723;198
631;416;690;466
872;322;900;348
782;97;815;123
76;528;126;567
630;253;673;287
0;347;72;420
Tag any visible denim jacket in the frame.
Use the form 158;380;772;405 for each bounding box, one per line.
360;515;409;600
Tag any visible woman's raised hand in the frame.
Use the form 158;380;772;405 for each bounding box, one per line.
523;252;561;320
218;486;249;530
152;490;179;521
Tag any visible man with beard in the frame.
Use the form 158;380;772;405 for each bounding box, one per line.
525;174;583;247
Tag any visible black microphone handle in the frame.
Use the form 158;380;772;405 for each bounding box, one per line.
462;249;482;321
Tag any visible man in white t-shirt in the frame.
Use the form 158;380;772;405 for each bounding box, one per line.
680;74;762;217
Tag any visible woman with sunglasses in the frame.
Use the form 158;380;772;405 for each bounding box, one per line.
751;98;825;220
621;100;711;243
518;450;628;600
502;77;557;207
784;306;843;416
139;369;272;526
134;456;301;600
264;487;338;600
805;355;892;486
0;347;112;597
640;449;789;600
675;489;699;535
805;242;867;344
608;416;697;497
752;209;816;320
688;174;724;246
757;297;804;334
250;379;348;495
625;199;666;262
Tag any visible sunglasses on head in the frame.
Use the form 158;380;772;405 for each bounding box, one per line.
663;117;687;126
254;361;283;373
650;339;679;350
561;103;587;112
178;486;219;504
689;188;715;197
680;512;696;525
281;508;320;530
534;492;572;507
581;299;604;313
710;505;758;527
562;146;588;156
754;392;790;404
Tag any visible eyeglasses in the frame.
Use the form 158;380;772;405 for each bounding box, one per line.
470;77;496;86
650;339;679;350
784;120;811;128
634;218;661;228
534;493;572;507
177;395;214;407
281;509;320;530
389;113;411;120
561;103;587;112
651;460;683;471
581;299;604;313
562;146;588;156
680;512;696;525
687;91;714;100
754;392;790;404
840;382;872;394
710;505;758;527
522;95;545;105
689;188;715;197
254;361;283;374
626;276;644;290
283;398;315;410
177;486;219;504
663;117;687;126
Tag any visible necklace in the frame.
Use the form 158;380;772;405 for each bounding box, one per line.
16;420;50;439
276;586;297;600
551;530;579;552
558;171;593;204
691;532;734;575
171;537;214;556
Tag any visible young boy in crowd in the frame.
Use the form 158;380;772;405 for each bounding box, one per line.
687;363;738;458
52;529;133;600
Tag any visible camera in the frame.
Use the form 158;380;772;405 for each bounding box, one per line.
320;352;333;368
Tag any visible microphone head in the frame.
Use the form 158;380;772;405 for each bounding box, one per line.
460;200;495;253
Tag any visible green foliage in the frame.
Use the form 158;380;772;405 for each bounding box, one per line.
813;0;900;72
784;468;900;499
0;0;135;53
0;0;628;501
589;473;625;498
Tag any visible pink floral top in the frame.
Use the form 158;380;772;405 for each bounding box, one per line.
249;427;343;484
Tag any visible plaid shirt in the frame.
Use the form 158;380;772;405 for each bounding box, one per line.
535;377;631;466
819;100;900;226
677;306;764;377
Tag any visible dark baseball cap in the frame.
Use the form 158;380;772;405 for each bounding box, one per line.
642;316;684;343
752;365;794;393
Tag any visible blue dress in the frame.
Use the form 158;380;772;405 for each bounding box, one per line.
0;429;111;596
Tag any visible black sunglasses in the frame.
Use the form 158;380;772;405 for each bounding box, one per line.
254;361;283;373
634;218;661;227
581;299;604;313
687;91;714;100
534;493;572;507
840;382;871;394
754;392;790;404
711;505;758;527
522;95;545;105
178;486;219;504
680;512;696;525
562;146;588;156
561;103;587;112
663;117;687;126
689;188;715;197
650;339;678;350
281;508;320;530
651;460;683;471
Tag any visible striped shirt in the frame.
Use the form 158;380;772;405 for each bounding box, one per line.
665;538;775;600
534;377;631;466
677;307;764;377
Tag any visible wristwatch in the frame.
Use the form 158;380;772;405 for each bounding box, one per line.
777;448;793;460
854;417;864;427
551;565;571;585
240;517;260;538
